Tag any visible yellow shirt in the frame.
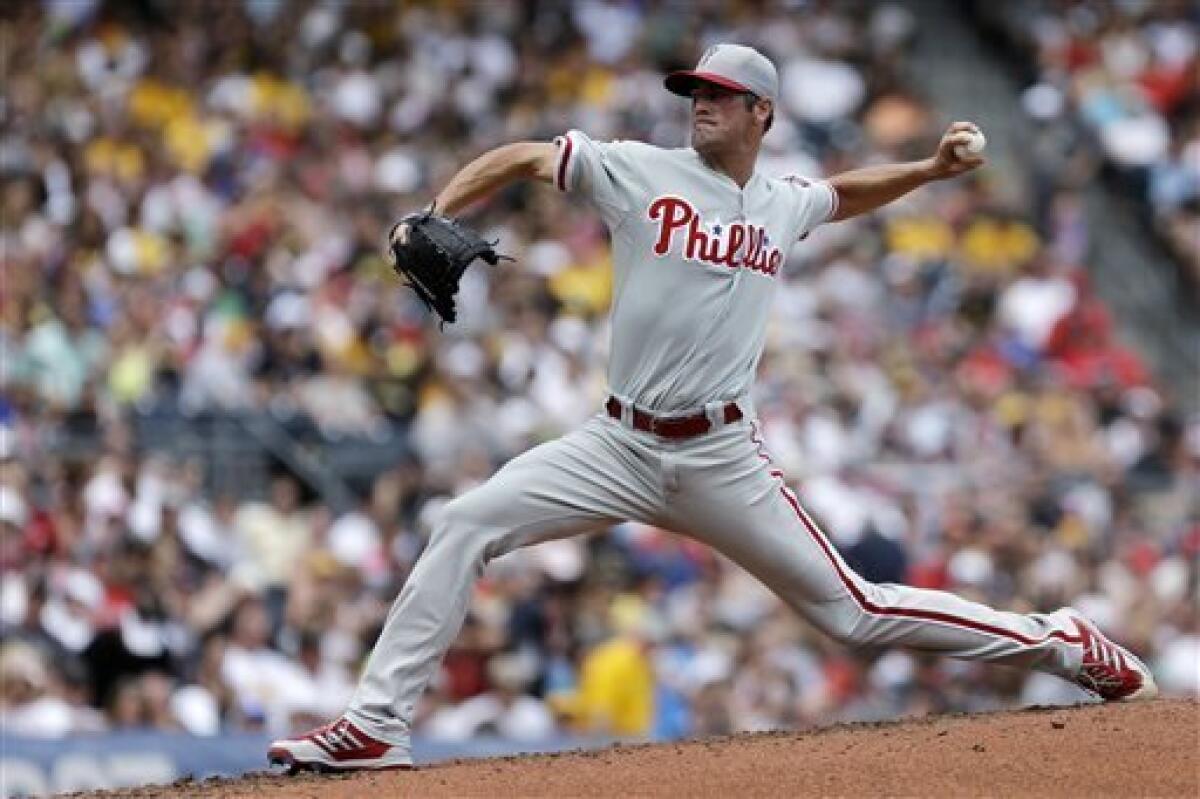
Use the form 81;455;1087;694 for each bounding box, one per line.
574;637;654;736
958;218;1040;278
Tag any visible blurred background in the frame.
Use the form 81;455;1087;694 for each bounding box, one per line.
2;0;1198;794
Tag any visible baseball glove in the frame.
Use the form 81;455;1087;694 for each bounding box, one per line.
385;208;508;325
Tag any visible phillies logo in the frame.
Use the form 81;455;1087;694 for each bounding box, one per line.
647;195;783;276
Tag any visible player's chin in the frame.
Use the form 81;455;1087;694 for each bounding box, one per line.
692;125;721;151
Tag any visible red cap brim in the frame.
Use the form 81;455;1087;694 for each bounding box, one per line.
664;70;752;98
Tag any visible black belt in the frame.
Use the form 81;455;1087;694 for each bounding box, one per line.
605;396;743;440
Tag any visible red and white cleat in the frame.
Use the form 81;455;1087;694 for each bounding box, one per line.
268;717;412;774
1069;613;1158;702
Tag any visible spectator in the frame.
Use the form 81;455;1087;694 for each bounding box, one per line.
556;597;663;737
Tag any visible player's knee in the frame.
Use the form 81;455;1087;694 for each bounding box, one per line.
814;600;872;649
429;494;507;559
430;497;483;548
825;620;864;648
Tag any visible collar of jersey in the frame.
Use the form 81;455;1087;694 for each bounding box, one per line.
690;148;761;192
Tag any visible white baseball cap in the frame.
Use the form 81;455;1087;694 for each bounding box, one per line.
665;43;779;102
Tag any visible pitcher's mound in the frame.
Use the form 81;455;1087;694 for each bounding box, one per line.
72;698;1199;797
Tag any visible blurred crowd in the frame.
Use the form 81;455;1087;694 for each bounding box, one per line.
2;0;1197;748
992;0;1199;281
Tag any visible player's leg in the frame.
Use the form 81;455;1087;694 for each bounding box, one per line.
662;421;1151;695
271;415;663;770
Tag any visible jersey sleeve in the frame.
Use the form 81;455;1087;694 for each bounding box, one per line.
553;130;644;230
781;175;839;240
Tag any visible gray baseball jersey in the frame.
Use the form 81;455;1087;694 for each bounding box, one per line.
552;130;837;412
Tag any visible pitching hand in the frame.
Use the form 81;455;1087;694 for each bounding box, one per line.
928;121;986;179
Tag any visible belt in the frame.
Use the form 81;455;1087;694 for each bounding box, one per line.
605;395;743;440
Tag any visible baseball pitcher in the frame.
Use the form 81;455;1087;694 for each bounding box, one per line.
270;44;1156;773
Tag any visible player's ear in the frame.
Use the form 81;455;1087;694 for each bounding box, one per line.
757;99;773;133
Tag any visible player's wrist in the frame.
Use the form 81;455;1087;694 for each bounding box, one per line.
919;157;948;182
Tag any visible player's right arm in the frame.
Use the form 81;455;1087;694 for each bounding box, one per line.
432;142;557;216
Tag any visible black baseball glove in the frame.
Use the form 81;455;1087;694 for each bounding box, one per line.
385;208;508;325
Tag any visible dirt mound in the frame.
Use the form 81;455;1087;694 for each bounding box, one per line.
68;699;1197;798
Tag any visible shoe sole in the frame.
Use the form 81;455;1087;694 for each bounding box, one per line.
267;748;414;775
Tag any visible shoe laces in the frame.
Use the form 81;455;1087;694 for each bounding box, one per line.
1076;622;1136;694
309;719;366;752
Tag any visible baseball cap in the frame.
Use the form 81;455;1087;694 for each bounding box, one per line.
665;44;779;102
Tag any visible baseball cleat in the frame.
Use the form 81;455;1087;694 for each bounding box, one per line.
1068;613;1158;702
267;717;413;773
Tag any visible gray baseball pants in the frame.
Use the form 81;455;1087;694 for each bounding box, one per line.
345;407;1084;748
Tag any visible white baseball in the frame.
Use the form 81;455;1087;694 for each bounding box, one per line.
954;129;986;160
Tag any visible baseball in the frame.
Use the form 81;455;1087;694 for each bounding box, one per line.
955;129;986;159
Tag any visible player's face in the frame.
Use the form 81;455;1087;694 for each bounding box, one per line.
691;84;758;153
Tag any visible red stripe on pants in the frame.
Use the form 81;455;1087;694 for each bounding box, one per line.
776;486;1082;648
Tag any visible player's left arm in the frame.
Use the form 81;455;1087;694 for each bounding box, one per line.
826;122;984;222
